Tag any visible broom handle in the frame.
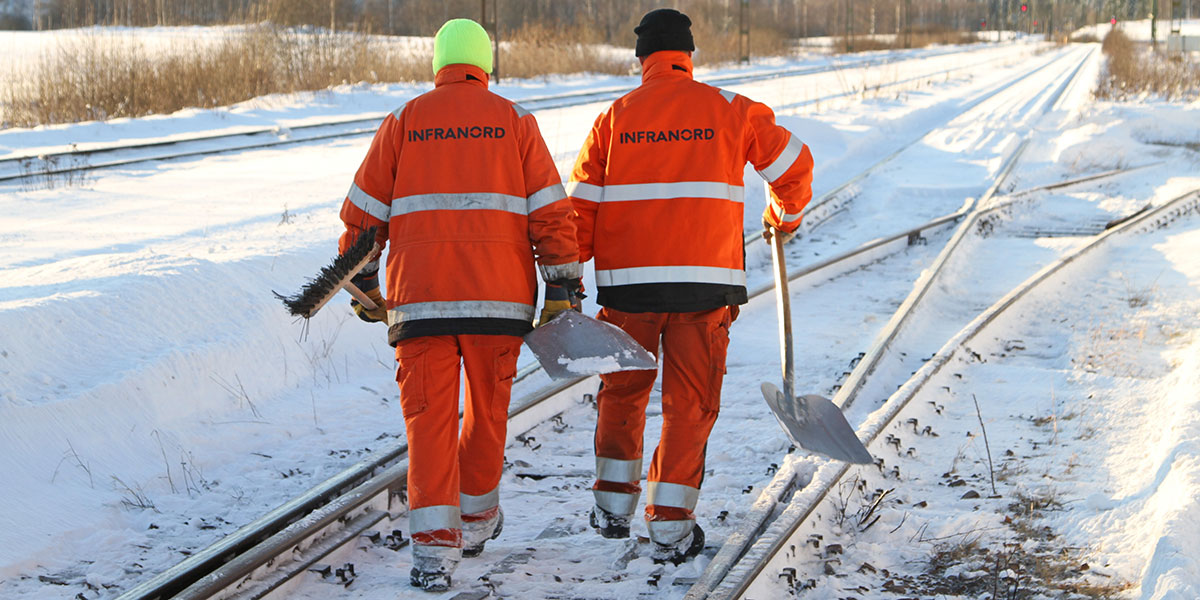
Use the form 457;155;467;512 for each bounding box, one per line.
344;282;377;310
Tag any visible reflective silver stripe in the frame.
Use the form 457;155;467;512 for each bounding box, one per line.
780;211;803;224
599;181;744;204
513;103;532;119
718;88;738;104
647;519;695;545
539;261;582;282
460;488;500;515
410;505;461;534
347;183;391;222
412;544;461;559
596;266;746;287
594;489;639;516
596;457;643;483
388;300;535;323
647;481;700;511
528;183;568;213
390;192;526;217
565;180;603;202
757;133;806;183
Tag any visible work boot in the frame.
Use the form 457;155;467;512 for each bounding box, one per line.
462;507;503;558
589;505;632;539
409;544;460;592
651;523;705;566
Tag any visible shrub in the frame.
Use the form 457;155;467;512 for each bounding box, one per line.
1096;28;1200;101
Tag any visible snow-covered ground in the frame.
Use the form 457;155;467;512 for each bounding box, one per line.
1;34;1199;600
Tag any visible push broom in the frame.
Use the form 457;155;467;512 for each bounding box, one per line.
275;226;381;319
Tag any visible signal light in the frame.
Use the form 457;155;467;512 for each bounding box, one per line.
1110;17;1117;25
1020;3;1028;12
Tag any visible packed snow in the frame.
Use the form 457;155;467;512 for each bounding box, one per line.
1;27;1199;600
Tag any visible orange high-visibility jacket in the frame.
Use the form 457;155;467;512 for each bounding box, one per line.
567;51;813;313
339;64;580;344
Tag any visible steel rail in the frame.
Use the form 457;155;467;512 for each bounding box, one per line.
721;186;1200;600
686;42;1097;600
830;43;1091;413
741;43;1086;246
1;44;1031;185
115;375;597;600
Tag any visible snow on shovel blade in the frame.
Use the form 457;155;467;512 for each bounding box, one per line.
524;311;657;380
761;382;873;464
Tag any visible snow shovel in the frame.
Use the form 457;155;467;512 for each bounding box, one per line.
524;310;657;380
763;229;873;464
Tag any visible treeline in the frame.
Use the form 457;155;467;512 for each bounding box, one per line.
7;0;1131;39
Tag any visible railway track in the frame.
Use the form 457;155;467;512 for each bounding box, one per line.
1;43;1027;186
104;43;1132;600
688;52;1200;600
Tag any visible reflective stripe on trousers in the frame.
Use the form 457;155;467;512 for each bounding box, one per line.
592;456;644;516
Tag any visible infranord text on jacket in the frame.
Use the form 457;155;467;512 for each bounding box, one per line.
618;128;715;144
408;126;506;142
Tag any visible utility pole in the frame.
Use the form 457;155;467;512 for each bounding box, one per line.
845;0;853;51
739;0;750;64
480;0;500;81
905;0;913;48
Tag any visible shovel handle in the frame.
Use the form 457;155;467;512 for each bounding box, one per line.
770;207;795;402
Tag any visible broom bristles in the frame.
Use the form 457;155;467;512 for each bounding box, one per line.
275;226;378;318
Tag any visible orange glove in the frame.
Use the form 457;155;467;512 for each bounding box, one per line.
761;216;797;244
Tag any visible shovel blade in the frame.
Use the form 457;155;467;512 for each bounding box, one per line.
524;311;657;380
761;382;873;464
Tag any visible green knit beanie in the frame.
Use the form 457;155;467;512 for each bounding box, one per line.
433;19;493;75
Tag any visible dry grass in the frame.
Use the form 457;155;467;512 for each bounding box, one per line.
834;25;978;54
2;26;432;127
1;20;801;127
498;23;632;79
880;489;1131;599
1096;28;1200;101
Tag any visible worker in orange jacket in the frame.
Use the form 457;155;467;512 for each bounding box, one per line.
337;19;580;592
567;8;814;565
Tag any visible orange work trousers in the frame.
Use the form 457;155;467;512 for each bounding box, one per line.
395;334;521;548
591;306;734;543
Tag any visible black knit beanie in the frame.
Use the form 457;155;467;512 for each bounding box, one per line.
634;9;695;57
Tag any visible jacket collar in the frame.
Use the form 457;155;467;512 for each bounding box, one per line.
434;64;490;89
641;51;694;84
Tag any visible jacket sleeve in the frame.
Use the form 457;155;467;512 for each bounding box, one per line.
565;111;611;264
739;96;814;233
516;105;581;282
338;109;403;269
